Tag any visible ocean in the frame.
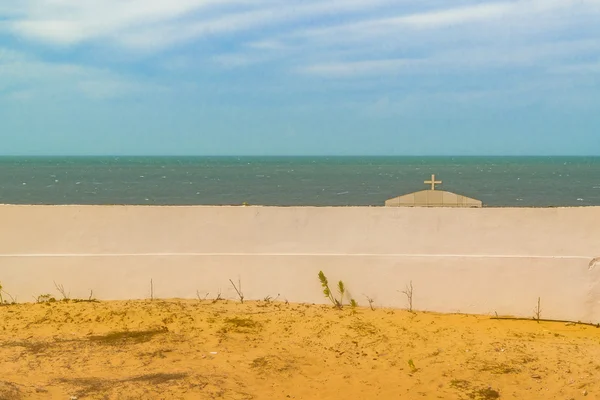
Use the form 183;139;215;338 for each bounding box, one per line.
0;156;599;207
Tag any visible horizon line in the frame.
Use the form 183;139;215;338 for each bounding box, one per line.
0;154;599;158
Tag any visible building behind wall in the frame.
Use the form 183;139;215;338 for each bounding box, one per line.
385;174;483;208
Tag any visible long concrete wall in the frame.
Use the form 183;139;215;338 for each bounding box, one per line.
1;205;599;323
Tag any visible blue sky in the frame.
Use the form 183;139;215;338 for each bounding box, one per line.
1;0;599;156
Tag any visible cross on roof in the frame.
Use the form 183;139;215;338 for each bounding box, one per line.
424;174;442;190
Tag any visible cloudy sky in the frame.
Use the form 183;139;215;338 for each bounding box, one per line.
1;0;599;155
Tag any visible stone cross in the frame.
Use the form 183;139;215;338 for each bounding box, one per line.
424;174;442;190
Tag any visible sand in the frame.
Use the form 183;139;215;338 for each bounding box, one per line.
1;299;600;400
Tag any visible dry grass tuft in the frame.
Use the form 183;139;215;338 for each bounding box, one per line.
0;381;22;400
0;340;54;355
59;373;188;397
87;327;168;346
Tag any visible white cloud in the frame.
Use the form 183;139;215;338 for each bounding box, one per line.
5;0;259;46
398;2;513;28
212;53;270;68
4;0;600;74
0;48;159;100
298;58;420;77
2;0;404;50
297;38;600;77
269;1;599;79
246;40;287;50
115;0;410;51
294;0;600;43
2;0;600;102
433;39;600;69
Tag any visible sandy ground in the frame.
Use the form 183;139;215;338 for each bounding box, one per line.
1;299;600;400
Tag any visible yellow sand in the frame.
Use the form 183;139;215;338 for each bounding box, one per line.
1;299;600;400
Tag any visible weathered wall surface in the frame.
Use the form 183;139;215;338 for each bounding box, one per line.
1;205;599;322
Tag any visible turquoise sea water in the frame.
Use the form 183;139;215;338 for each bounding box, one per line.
0;157;599;207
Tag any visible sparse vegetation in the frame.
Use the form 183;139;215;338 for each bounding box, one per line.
337;280;346;307
472;387;500;400
450;380;500;400
223;317;261;330
212;289;223;303
59;373;188;398
0;381;22;400
71;290;99;303
479;361;520;375
263;294;280;303
348;319;379;336
249;355;296;376
450;379;471;390
88;327;168;346
219;316;262;336
318;271;357;309
1;296;599;399
319;271;341;308
35;289;97;304
251;357;269;369
53;281;70;301
408;359;418;373
1;340;54;355
363;295;375;311
229;278;244;303
34;294;56;304
401;281;414;312
533;297;542;323
196;290;209;302
0;282;17;305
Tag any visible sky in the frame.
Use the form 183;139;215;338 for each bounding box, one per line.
1;0;599;156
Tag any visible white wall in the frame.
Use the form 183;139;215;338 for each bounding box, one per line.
1;205;599;323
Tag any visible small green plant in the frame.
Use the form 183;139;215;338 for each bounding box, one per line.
337;280;346;307
408;359;418;373
72;290;99;303
318;271;357;309
34;294;57;303
318;271;342;308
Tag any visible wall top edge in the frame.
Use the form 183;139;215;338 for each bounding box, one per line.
0;204;599;210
